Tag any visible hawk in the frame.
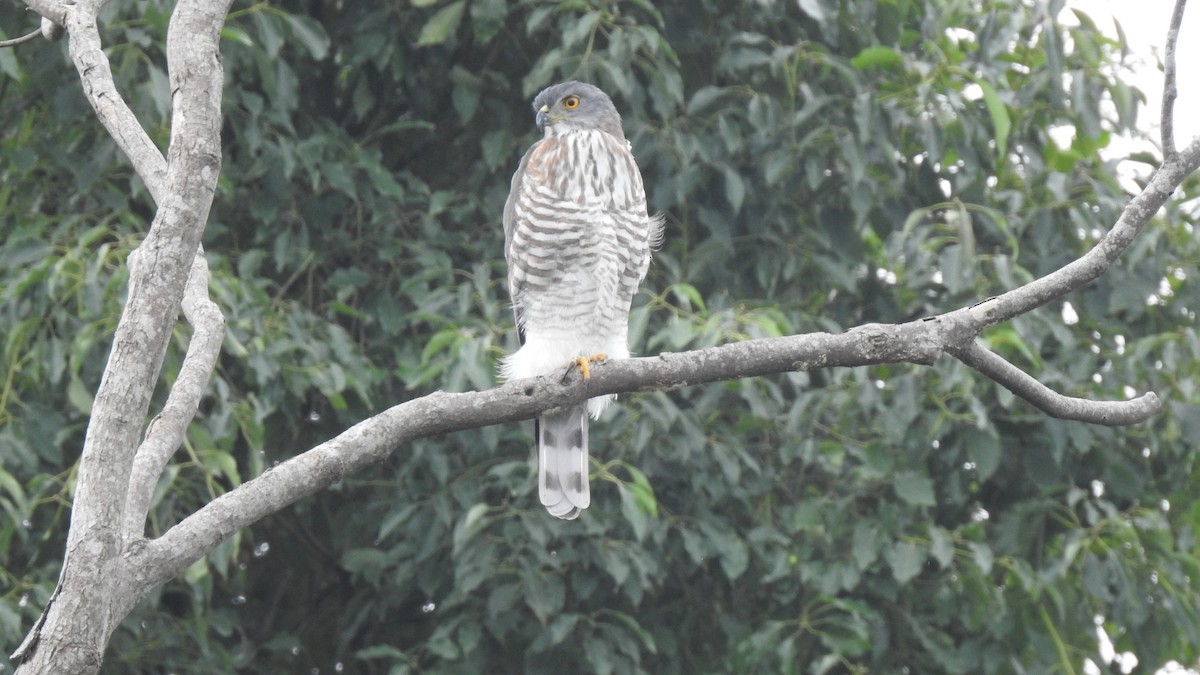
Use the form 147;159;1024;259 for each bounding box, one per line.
502;81;662;519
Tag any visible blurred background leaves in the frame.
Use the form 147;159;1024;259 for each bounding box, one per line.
2;0;1200;672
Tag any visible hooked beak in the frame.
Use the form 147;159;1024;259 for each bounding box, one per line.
535;104;550;132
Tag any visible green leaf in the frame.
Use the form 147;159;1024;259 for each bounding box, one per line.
618;483;650;542
699;520;749;581
66;376;93;415
342;548;389;584
184;556;209;585
220;25;255;48
377;504;418;541
417;1;465;46
852;521;881;569
426;623;461;660
523;571;564;624
965;429;1001;482
0;469;25;508
452;503;489;555
207;450;241;485
561;11;600;48
355;645;408;661
851;46;904;70
468;0;508;42
893;471;936;507
984;325;1041;367
422;327;462;363
976;79;1011;159
885;540;926;584
723;166;745;214
928;525;955;568
603;610;659;654
282;14;330;59
0;38;24;80
625;465;659;518
969;542;994;575
487;583;521;620
796;0;829;22
669;283;707;311
719;536;750;581
543;614;579;647
680;527;708;564
687;85;733;114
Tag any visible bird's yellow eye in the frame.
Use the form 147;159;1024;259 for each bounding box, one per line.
562;95;580;110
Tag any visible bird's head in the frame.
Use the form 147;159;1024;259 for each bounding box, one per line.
531;81;625;139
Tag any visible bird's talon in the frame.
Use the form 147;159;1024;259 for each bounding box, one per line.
574;356;591;380
572;354;606;380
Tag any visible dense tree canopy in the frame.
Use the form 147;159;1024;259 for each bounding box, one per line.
3;0;1200;672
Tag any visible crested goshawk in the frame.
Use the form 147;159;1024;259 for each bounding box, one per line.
501;81;663;519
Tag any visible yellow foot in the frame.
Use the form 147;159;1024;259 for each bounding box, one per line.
573;353;607;380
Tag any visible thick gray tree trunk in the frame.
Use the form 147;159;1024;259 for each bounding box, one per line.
11;0;229;672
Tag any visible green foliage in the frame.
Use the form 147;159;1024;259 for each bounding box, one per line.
2;0;1200;672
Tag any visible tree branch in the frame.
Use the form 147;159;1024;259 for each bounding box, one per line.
1162;0;1188;160
36;0;223;545
127;309;1156;586
60;2;168;200
129;323;938;585
0;28;41;48
4;5;66;48
947;340;1160;426
123;245;225;541
20;0;69;29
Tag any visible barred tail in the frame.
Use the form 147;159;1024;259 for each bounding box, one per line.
537;403;590;519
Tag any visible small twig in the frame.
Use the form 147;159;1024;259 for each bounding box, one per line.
0;28;41;48
947;340;1161;426
1162;0;1188;161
